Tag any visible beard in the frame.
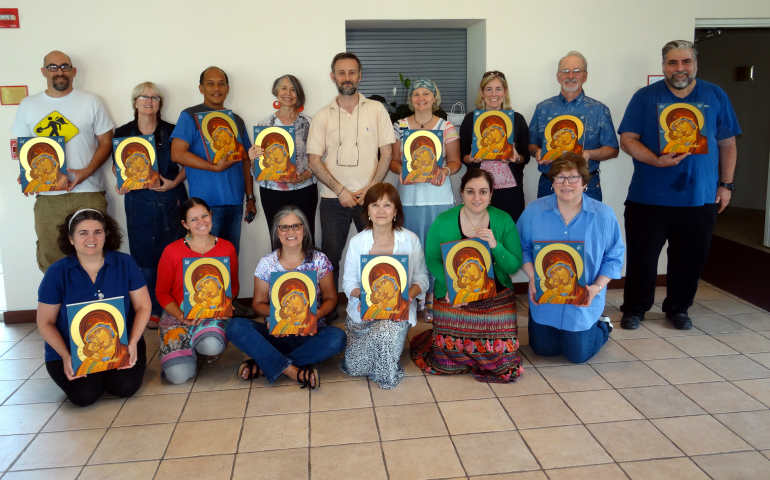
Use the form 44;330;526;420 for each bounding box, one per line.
561;80;580;92
665;70;696;90
336;81;358;96
52;76;70;92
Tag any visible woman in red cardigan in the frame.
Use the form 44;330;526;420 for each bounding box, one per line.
155;197;239;384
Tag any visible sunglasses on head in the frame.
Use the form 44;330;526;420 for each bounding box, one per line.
483;70;506;80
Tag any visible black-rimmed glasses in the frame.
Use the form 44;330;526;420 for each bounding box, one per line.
553;175;583;184
277;223;304;232
45;64;73;72
483;70;506;79
136;95;161;102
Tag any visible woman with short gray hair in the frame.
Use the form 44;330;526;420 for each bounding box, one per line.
226;205;346;389
248;75;318;238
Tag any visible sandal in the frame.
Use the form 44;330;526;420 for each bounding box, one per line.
146;315;160;330
296;365;320;390
238;359;261;381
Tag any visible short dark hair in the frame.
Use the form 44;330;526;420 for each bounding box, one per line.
180;197;212;223
271;75;306;110
459;169;494;195
199;66;229;86
58;210;122;255
361;183;404;231
331;53;362;73
547;152;590;185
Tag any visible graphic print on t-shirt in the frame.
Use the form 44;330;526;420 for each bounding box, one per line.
34;111;80;142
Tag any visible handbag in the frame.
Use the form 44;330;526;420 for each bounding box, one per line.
446;102;466;126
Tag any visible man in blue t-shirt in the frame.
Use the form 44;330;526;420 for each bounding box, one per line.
617;40;740;331
529;51;619;201
170;66;256;256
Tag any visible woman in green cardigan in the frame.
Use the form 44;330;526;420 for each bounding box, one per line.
411;169;524;383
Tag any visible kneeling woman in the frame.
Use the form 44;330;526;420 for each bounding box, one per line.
155;198;236;384
227;206;346;389
411;169;523;383
37;209;151;406
341;183;429;389
517;153;624;363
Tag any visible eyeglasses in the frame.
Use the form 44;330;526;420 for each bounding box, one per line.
45;64;73;72
136;95;161;102
277;223;304;232
553;175;583;184
483;70;506;79
559;68;585;75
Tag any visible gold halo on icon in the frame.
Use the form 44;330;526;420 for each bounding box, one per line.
544;115;585;143
69;302;125;360
404;130;442;172
271;272;317;321
19;137;65;182
361;256;408;306
200;111;239;146
184;258;231;295
444;240;493;287
473;110;513;141
534;243;584;289
255;127;295;170
114;137;156;181
659;103;705;133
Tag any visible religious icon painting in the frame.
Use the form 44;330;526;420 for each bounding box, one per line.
360;255;410;321
66;296;130;375
182;257;234;320
18;136;68;194
470;109;516;160
401;129;443;184
269;271;318;336
194;110;247;164
113;135;160;190
253;126;298;182
540;114;587;161
441;239;497;306
533;241;588;306
658;102;709;155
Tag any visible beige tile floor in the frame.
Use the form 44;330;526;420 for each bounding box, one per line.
1;282;770;479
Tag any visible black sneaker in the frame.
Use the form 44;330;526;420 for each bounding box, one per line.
620;314;643;330
666;312;692;330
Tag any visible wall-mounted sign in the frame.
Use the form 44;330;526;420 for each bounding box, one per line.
0;86;28;105
0;9;19;28
10;139;18;160
648;75;665;85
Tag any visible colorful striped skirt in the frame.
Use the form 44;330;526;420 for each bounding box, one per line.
410;288;522;383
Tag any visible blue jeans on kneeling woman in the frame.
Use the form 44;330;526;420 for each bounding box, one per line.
528;310;609;364
226;318;347;383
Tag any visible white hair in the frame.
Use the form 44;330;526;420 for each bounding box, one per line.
558;51;588;73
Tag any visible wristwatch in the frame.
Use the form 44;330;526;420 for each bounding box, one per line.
245;194;256;202
718;182;735;191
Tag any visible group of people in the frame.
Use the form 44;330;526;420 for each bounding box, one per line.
13;39;739;405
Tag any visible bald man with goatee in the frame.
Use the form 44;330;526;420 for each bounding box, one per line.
12;50;115;272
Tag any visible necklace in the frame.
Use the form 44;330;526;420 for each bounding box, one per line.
463;207;486;232
414;114;434;129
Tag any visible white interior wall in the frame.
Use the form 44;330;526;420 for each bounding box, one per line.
2;0;769;311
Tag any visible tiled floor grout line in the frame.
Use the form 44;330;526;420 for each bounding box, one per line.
229;377;254;480
493;387;547;472
365;378;391;480
151;370;195;480
422;375;470;478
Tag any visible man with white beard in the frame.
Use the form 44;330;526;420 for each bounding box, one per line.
617;40;740;331
528;51;619;201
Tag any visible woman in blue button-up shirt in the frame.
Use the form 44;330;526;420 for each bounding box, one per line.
517;153;625;363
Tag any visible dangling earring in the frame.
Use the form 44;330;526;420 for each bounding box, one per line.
368;215;371;220
297;106;304;112
393;216;396;222
273;101;281;109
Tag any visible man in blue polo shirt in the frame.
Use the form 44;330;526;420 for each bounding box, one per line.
170;66;256;256
529;51;619;201
618;40;740;331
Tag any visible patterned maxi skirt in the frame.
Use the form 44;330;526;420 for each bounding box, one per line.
339;316;411;389
411;289;522;383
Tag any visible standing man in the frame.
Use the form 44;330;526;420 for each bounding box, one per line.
307;52;396;294
170;66;256;256
12;50;115;272
618;40;740;330
529;51;619;201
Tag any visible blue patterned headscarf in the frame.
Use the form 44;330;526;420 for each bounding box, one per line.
408;77;437;98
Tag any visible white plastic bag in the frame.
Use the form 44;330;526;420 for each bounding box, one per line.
446;102;466;126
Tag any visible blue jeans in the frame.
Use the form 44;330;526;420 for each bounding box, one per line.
226;318;347;383
319;198;365;290
528;311;609;364
209;204;243;256
537;172;602;201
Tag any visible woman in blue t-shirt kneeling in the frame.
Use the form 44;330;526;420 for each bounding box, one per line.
37;209;152;407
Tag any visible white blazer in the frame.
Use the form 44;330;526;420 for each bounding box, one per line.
342;228;429;327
